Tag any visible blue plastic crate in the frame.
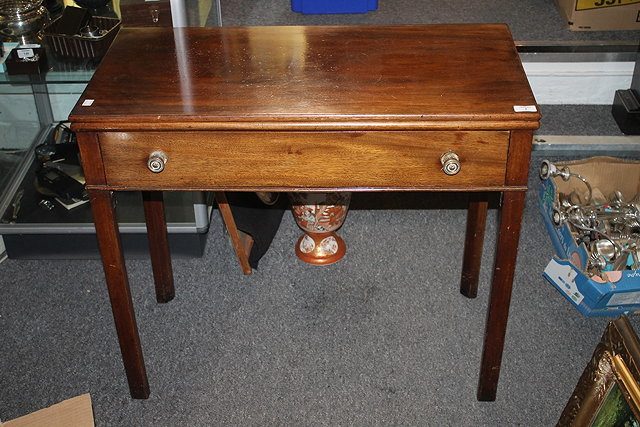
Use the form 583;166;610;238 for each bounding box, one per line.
292;0;377;14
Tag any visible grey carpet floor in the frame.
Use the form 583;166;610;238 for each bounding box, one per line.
538;105;628;135
1;152;639;425
217;0;640;41
1;0;639;424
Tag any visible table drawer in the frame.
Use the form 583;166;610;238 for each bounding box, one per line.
98;131;510;190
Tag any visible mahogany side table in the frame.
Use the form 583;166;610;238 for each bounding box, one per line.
69;25;540;401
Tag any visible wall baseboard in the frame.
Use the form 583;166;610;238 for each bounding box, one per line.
522;62;635;105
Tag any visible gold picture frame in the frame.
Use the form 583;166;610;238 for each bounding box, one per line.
558;315;640;426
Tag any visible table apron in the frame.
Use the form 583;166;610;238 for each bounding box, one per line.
94;130;512;190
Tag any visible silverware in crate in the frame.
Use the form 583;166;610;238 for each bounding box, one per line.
540;159;640;277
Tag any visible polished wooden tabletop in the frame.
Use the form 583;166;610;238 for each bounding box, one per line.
70;25;539;130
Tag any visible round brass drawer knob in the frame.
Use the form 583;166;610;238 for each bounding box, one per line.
440;151;460;175
147;150;168;173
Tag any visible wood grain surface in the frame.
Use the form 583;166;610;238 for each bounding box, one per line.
70;25;539;130
97;130;509;190
69;24;541;402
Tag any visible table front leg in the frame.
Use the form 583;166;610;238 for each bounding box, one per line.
142;191;175;303
89;190;150;399
460;192;489;298
477;190;526;402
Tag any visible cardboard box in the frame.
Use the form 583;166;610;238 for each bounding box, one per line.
554;0;640;31
539;157;640;317
555;0;640;31
1;394;94;426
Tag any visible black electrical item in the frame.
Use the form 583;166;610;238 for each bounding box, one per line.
55;6;92;36
612;43;640;135
36;166;88;203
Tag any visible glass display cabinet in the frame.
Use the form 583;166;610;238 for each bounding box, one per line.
0;53;213;259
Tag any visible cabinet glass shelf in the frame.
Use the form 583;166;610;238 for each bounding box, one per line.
0;49;213;259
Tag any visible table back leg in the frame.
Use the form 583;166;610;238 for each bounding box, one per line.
142;191;175;303
215;192;254;275
460;192;489;298
89;190;150;399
